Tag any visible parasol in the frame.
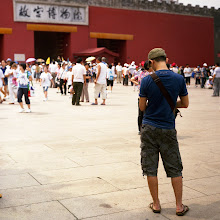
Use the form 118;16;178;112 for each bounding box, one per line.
36;58;45;63
26;58;36;63
86;56;96;62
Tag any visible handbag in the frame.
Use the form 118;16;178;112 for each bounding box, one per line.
30;84;35;97
150;73;182;118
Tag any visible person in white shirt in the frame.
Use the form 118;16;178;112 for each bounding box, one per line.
40;66;54;101
170;63;179;74
31;64;36;79
107;64;114;92
5;62;18;104
17;63;32;113
111;63;116;78
210;66;215;76
129;61;136;75
72;58;86;106
49;61;58;88
66;66;73;93
122;63;129;86
212;63;220;97
0;68;5;103
116;62;123;83
80;63;91;102
92;57;108;105
184;64;192;87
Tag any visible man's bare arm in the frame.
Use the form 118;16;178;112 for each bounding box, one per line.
96;65;101;82
139;97;148;112
176;95;189;108
72;74;74;84
83;75;86;85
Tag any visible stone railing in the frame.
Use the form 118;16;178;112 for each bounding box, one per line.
69;0;219;17
25;0;220;17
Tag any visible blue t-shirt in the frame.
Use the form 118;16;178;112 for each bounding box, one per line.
140;70;188;129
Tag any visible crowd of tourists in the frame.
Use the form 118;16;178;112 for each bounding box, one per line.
1;49;220;217
0;56;220;112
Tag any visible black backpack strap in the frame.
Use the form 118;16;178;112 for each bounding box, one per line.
150;73;175;111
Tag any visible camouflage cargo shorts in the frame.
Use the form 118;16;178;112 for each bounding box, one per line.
140;124;183;178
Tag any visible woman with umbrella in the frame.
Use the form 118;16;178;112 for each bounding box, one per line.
26;58;36;80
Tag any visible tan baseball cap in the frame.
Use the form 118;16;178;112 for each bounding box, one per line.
148;48;166;60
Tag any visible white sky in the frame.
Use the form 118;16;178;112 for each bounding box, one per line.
178;0;220;9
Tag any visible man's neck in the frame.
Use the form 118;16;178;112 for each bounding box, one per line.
155;63;168;71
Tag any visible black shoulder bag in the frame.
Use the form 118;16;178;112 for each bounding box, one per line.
150;73;182;118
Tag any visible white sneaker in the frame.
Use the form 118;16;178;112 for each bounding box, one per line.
43;98;46;101
26;109;31;113
18;108;25;113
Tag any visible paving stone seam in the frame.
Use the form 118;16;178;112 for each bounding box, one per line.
0;192;214;215
0;199;61;210
181;193;219;204
183;174;220;183
183;185;208;196
30;161;139;170
96;177;122;191
0;172;28;177
76;193;219;219
58;200;79;220
79;208;171;220
27;172;43;185
65;157;84;167
52;151;111;159
3;171;218;191
57;186;202;204
29;176;109;187
0;164;84;176
65;160;140;168
183;160;220;165
6;154;18;163
0;176;118;190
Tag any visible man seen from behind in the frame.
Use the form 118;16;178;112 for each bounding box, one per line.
139;48;189;216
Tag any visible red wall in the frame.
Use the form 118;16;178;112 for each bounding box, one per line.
89;6;214;66
0;1;34;60
0;1;214;66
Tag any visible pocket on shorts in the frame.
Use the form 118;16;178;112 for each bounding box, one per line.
165;129;177;141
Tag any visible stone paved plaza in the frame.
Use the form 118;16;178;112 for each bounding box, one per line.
0;82;220;220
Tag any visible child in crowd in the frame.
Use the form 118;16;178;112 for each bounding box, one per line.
66;66;73;93
40;66;53;101
107;64;114;92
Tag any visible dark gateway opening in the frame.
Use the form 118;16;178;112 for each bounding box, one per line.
34;31;70;61
97;39;126;64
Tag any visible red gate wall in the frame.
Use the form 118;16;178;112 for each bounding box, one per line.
0;1;214;66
